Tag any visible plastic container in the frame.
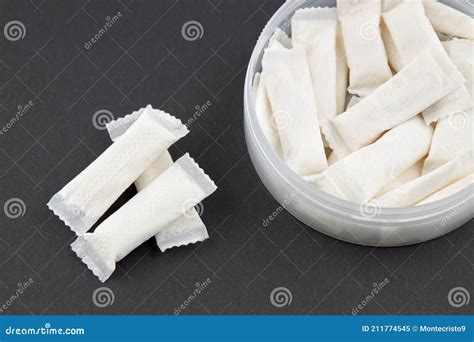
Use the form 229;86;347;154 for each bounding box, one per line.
243;0;473;246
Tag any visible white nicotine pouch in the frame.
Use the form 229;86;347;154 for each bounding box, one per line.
71;153;217;282
253;72;283;157
255;71;282;157
443;39;474;98
268;28;292;50
417;173;473;205
251;29;292;158
48;106;189;236
380;16;404;72
381;0;401;12
422;0;474;40
106;107;209;252
253;72;283;158
376;150;474;207
376;161;423;197
326;94;358;165
331;50;455;152
335;22;348;115
262;45;327;175
380;0;405;72
292;7;338;126
337;0;392;97
424;39;474;174
382;1;473;123
313;116;433;203
423;109;474;175
292;8;346;155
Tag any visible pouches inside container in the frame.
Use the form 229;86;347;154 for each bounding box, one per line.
262;45;328;175
312;116;433;203
337;0;392;97
331;50;455;152
382;1;473;123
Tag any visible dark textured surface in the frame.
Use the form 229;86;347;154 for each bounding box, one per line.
0;0;472;315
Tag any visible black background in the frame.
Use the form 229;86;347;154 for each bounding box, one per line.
0;0;472;315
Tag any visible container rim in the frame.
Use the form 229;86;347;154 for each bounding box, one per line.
243;0;474;224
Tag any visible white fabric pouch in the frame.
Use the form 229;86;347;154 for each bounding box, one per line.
337;0;392;97
326;95;359;165
422;0;474;40
381;0;401;12
331;50;454;151
376;150;474;207
424;39;474;174
252;29;293;158
106;107;209;252
346;95;361;110
380;13;405;72
418;173;473;205
423;109;474;175
262;45;327;175
48;106;189;235
382;0;473;123
313;116;433;203
292;7;338;126
71;153;217;282
443;39;474;98
268;28;292;50
253;72;283;157
335;22;348;115
376;160;423;197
